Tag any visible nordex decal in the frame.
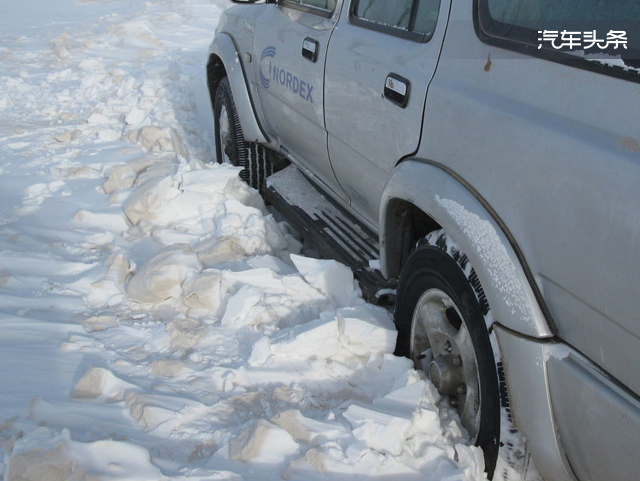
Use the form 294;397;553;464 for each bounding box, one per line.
260;47;314;103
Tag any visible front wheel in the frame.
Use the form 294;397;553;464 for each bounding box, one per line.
213;77;273;191
394;230;538;480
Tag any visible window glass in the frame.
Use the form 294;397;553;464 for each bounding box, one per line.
480;0;640;69
355;0;413;30
487;0;640;27
352;0;441;41
414;0;441;36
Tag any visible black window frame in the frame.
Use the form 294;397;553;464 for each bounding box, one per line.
474;0;640;83
349;0;439;43
279;0;336;18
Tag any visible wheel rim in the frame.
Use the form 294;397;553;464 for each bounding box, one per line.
410;288;481;440
218;104;232;164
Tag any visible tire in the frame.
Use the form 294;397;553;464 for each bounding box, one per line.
394;230;539;481
213;77;273;191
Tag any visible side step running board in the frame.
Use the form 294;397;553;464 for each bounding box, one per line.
264;166;396;305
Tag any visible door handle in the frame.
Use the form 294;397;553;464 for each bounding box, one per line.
302;37;319;63
384;74;410;108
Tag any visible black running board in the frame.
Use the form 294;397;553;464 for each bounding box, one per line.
265;166;396;305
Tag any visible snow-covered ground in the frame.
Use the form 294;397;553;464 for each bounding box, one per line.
0;1;485;479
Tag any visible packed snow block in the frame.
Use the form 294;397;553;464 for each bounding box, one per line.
271;410;349;445
127;125;188;160
343;381;428;456
127;244;202;304
222;268;324;302
5;429;79;481
195;236;249;266
220;285;263;326
71;366;137;403
86;251;132;308
182;271;225;316
337;306;396;357
125;106;147;127
228;419;298;463
290;255;362;308
454;444;486;480
122;174;180;226
125;392;185;431
149;359;186;378
82;315;118;333
73;210;129;233
249;313;342;365
102;163;137;194
7;428;163;481
53;128;82;144
180;168;241;196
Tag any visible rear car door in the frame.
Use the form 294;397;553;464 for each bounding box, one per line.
253;0;347;201
325;0;449;226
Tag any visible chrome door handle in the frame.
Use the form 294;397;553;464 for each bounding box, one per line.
384;74;410;108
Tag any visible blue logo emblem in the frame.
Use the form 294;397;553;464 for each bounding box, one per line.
259;46;314;104
259;46;276;89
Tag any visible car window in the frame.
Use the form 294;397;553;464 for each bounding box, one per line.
478;0;640;72
414;0;441;37
354;0;413;30
352;0;442;42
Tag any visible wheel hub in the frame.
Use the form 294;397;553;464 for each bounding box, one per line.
429;355;464;396
410;288;481;439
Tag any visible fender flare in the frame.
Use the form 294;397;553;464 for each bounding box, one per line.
207;33;269;145
380;159;553;339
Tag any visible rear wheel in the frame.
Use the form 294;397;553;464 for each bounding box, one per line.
213;77;273;191
394;230;539;480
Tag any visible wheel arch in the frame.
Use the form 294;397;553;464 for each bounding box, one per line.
207;33;269;145
380;159;553;339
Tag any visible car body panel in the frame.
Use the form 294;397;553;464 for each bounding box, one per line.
547;350;640;481
419;0;640;397
252;2;348;201
494;326;579;481
381;159;553;338
324;0;451;224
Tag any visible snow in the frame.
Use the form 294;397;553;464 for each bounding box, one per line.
0;1;485;480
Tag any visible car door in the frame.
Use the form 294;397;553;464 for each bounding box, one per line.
252;0;347;201
325;0;450;226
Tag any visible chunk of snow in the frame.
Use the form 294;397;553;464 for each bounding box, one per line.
70;366;137;403
127;244;202;304
291;255;362;307
228;419;299;463
343;381;429;456
6;428;162;481
102;163;137;194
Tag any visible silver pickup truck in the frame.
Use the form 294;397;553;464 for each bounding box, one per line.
206;1;640;480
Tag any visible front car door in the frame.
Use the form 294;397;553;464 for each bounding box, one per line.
324;0;450;226
253;0;347;201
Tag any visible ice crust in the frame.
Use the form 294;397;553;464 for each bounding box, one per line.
0;0;486;480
